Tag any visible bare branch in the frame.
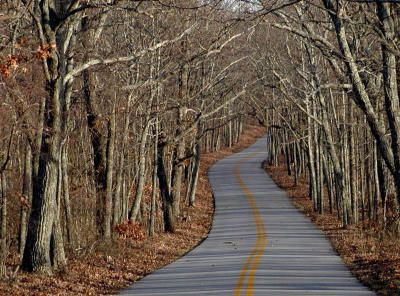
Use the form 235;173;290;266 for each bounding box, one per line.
64;23;197;84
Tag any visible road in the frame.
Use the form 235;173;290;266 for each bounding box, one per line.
120;135;375;296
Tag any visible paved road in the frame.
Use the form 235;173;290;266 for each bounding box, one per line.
121;135;375;296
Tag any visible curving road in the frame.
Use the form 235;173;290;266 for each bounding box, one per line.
121;135;375;296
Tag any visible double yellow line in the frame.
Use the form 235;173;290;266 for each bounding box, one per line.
233;150;267;296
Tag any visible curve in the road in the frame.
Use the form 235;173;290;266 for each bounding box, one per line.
233;149;267;296
121;135;375;296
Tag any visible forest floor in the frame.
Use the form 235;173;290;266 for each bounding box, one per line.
265;162;400;296
1;124;266;296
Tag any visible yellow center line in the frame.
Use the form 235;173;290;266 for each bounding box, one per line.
245;208;266;295
233;149;267;296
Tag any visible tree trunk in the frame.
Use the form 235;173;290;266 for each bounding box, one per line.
171;140;185;216
129;120;151;221
149;124;159;237
83;69;107;233
51;155;66;271
104;107;116;238
22;75;66;275
157;141;175;233
322;151;333;214
113;96;132;226
318;138;325;215
0;172;7;276
33;98;45;180
373;143;380;222
284;130;291;176
306;90;317;206
19;143;32;257
61;143;73;244
360;142;366;223
171;107;186;216
22;150;59;274
189;122;204;207
349;102;358;224
377;151;388;227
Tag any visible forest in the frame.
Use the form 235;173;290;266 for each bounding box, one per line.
0;0;399;294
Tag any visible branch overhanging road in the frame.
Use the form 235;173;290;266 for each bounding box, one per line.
121;135;375;296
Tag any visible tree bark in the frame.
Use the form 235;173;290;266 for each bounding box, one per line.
149;123;159;237
113;96;132;226
22;149;59;274
19;143;32;257
0;172;7;276
61;143;73;244
306;84;317;207
104;107;116;238
129;120;152;221
189;122;204;207
157;141;175;233
171;107;186;216
51;154;66;271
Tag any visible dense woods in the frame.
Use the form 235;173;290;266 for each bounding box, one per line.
0;0;400;294
257;1;400;232
0;0;260;278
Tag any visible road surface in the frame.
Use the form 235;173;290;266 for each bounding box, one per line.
121;135;375;296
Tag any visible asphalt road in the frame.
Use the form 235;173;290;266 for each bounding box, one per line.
120;135;375;296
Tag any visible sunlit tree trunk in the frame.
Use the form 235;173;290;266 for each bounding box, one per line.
104;106;116;238
61;143;73;244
